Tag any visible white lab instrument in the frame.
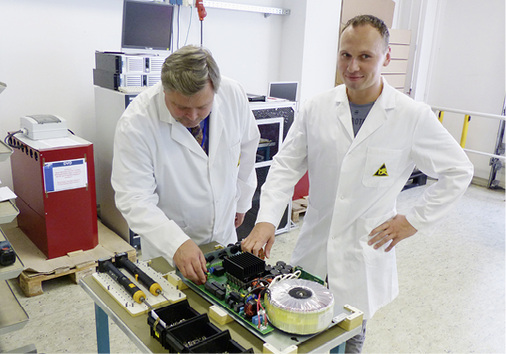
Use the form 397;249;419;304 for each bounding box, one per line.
20;115;68;140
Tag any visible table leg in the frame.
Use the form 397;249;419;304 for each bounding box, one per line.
95;303;111;353
330;343;346;353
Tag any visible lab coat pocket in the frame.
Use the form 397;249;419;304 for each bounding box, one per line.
229;141;241;168
357;214;399;311
358;214;397;281
362;147;405;187
358;212;396;253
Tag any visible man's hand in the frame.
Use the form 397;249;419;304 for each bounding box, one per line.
173;239;208;285
241;222;276;258
235;212;245;228
368;214;417;252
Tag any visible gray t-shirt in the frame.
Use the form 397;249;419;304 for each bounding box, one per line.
350;101;375;136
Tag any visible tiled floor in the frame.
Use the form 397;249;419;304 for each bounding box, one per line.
0;181;504;353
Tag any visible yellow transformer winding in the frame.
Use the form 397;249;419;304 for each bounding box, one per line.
265;278;334;335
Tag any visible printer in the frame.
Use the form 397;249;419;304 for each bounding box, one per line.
20;115;68;140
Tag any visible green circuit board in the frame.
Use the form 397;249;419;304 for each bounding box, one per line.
187;259;275;335
182;244;325;336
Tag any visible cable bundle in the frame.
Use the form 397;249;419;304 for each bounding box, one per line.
265;278;334;335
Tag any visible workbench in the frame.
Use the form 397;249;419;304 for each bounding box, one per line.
0;226;35;353
0;229;27;336
0;140;33;350
80;254;361;353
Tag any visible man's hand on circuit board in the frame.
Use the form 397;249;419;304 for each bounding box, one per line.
241;222;276;259
173;239;208;285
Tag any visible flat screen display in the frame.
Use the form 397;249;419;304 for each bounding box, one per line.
268;82;298;101
122;0;174;51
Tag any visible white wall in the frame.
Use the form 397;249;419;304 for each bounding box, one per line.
276;0;342;103
410;0;440;103
298;1;342;103
186;0;286;93
424;0;505;183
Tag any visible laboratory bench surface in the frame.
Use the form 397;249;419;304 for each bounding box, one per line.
80;255;361;354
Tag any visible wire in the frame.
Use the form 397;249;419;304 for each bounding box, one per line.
244;284;268;300
3;129;73;148
269;270;301;288
256;287;269;328
195;0;206;46
176;5;180;49
183;5;193;46
245;276;270;289
4;130;23;149
200;20;203;46
256;295;261;328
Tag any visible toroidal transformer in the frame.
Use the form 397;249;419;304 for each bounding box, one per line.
265;279;334;335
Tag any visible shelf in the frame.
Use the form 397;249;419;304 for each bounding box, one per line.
0;140;13;162
0;280;29;335
0;200;19;224
0;226;24;281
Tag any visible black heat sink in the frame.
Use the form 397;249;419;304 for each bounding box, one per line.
223;252;265;283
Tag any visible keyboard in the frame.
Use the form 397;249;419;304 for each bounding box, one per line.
252;107;294;120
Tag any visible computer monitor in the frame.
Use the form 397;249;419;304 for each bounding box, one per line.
268;81;298;101
255;117;284;167
121;0;174;51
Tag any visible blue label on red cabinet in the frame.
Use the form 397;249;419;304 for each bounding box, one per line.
43;158;87;193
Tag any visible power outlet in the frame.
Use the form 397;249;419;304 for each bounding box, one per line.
182;0;194;6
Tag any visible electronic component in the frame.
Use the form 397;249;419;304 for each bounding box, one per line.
210;265;225;277
0;240;16;266
243;298;258;318
20;115;68;140
223;252;265;283
204;280;226;301
265;278;334;335
204;241;242;265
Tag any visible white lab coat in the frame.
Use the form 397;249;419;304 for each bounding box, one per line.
112;77;260;265
257;79;473;319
